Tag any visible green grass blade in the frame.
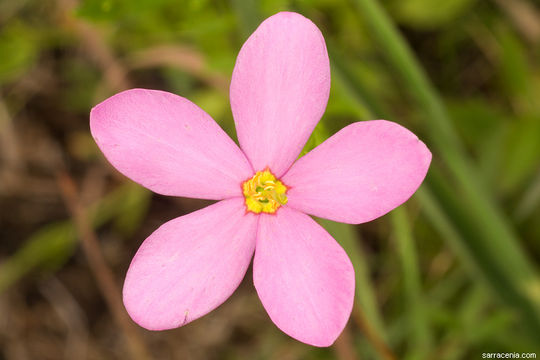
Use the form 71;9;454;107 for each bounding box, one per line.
0;222;76;293
390;207;432;358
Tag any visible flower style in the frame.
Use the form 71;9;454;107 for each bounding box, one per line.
90;12;431;347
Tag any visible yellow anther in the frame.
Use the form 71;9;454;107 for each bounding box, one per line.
242;169;288;214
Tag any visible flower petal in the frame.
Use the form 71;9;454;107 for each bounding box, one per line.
90;88;252;199
254;207;355;347
282;120;432;224
230;12;330;177
123;198;257;330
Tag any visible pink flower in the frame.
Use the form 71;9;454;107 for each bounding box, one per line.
90;12;431;347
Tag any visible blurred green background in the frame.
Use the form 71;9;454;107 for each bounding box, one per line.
1;0;540;359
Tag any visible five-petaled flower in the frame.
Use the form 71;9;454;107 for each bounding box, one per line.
90;12;431;347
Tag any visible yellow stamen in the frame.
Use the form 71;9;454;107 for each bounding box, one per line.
242;169;288;214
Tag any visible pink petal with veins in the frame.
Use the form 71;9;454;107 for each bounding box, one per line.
91;89;252;199
254;207;355;347
230;12;330;176
283;120;431;224
123;198;258;330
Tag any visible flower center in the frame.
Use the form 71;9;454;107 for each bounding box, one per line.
242;169;288;214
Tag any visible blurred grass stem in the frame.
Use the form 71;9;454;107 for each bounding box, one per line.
493;0;540;44
391;207;432;358
57;172;152;360
352;306;397;360
56;0;130;92
333;326;361;360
